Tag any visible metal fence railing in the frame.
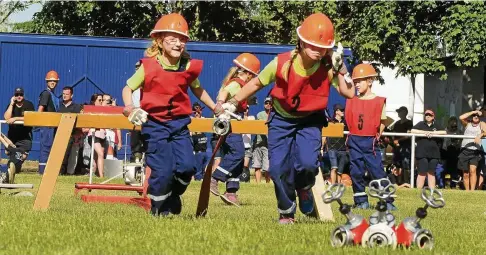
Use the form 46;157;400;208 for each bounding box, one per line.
0;120;480;188
343;131;477;188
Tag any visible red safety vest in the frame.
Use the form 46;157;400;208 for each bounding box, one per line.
345;96;386;136
270;51;331;115
140;57;203;122
224;77;248;113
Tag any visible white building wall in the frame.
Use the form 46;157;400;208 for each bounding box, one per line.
371;66;425;125
356;62;484;128
423;60;484;128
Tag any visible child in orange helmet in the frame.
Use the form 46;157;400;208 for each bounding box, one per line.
122;13;216;216
210;53;261;206
218;13;355;224
345;63;397;210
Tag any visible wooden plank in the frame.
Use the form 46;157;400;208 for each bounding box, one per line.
24;112;344;137
77;114;140;130
309;167;334;221
189;118;344;137
0;184;34;189
33;114;76;211
24;112;140;130
82;105;124;114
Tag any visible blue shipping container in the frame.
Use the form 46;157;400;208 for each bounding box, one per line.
0;33;353;161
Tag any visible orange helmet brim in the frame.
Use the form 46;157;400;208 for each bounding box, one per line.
150;29;190;40
296;26;335;49
233;59;259;75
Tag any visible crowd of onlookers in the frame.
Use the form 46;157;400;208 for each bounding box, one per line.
3;76;486;191
2;82;123;178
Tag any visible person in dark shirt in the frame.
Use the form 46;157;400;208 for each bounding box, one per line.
390;106;413;186
191;110;209;181
59;86;83;175
325;104;349;184
441;116;462;188
38;70;60;175
411;109;446;189
3;87;35;178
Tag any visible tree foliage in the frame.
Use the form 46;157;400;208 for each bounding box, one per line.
28;1;264;42
441;2;486;69
29;1;164;38
19;1;486;78
0;0;36;31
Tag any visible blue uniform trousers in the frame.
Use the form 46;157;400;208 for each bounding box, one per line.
212;133;245;192
194;151;210;181
38;127;55;174
267;111;324;215
142;117;196;214
348;135;394;204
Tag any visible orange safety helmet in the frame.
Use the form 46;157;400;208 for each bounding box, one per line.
45;70;59;81
150;13;190;39
296;13;335;49
352;63;378;80
233;53;261;75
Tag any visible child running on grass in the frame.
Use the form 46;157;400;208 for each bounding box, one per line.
122;13;216;216
211;53;261;206
216;13;355;224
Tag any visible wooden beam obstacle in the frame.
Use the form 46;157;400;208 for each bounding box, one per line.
0;184;35;197
23;107;344;214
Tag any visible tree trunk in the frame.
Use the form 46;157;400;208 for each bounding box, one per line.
410;74;416;123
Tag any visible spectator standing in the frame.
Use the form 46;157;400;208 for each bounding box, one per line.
252;97;271;183
82;94;102;168
442;116;462;188
457;110;486;191
192;109;209;181
3;87;35;180
325;104;349;184
390;106;413;185
59;86;83;175
411;109;446;189
37;70;60;174
102;94;122;159
84;94;106;177
241;106;254;182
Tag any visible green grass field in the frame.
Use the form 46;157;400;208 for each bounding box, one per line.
1;173;486;255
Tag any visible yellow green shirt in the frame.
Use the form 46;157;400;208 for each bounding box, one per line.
223;81;242;98
127;55;201;90
257;56;335;118
358;93;387;120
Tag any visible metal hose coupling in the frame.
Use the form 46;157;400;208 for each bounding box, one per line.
212;110;242;136
361;178;398;248
213;118;231;136
361;223;398;248
396;188;445;250
323;184;369;247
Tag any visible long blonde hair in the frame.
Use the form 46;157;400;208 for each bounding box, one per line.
144;34;191;60
280;40;334;82
216;66;240;100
